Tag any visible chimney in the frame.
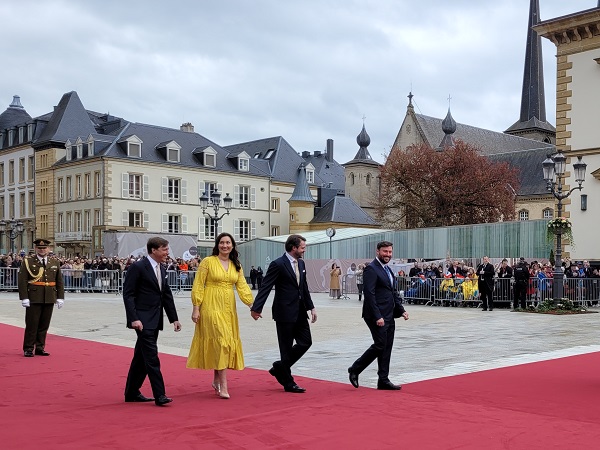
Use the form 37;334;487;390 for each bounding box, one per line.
326;139;333;162
314;150;321;157
180;122;194;133
301;151;310;158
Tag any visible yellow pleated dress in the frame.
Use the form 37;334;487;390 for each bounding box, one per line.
186;256;253;370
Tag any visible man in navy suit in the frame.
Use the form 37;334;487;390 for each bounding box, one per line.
251;234;317;393
123;237;181;406
348;241;409;390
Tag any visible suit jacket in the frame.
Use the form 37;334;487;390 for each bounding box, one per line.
362;258;405;322
477;263;495;289
123;256;178;330
18;256;65;303
251;254;314;323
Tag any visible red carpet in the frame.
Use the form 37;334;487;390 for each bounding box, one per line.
2;323;600;449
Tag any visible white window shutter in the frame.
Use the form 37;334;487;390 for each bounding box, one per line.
250;187;256;209
251;220;256;239
234;185;239;208
161;214;168;232
181;180;187;203
143;175;149;200
182;215;188;233
122;211;129;226
198;181;205;204
217;220;223;236
143;213;149;229
217;183;223;196
122;173;129;198
198;217;205;240
162;177;168;202
234;219;240;241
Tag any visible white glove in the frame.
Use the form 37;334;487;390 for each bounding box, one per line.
56;299;64;309
21;299;30;308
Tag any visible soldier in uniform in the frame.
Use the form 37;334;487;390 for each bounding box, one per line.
18;239;65;357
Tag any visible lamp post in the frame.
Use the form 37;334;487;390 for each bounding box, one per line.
542;151;586;302
0;219;25;253
199;190;233;233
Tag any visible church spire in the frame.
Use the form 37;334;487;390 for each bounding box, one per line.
520;0;545;123
504;0;555;142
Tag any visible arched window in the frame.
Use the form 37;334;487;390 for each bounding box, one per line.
542;208;553;220
349;173;355;185
518;210;529;221
366;173;371;186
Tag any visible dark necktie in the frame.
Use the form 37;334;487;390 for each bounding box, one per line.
40;258;46;267
385;265;394;286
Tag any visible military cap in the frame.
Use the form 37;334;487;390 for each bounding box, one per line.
33;238;52;248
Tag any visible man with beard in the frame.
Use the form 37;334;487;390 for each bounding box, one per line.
251;235;317;393
348;241;409;390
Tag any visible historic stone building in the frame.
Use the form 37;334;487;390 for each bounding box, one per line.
535;2;600;260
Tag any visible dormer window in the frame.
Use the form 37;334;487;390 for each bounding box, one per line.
119;135;144;158
27;123;34;141
76;138;83;159
65;139;72;161
253;153;261;159
129;142;141;158
205;153;216;167
18;126;24;143
238;158;249;171
305;163;315;184
265;149;274;159
168;148;179;162
8;129;14;147
87;136;94;155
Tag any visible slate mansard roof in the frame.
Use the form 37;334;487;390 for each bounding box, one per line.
224;137;346;189
311;196;378;226
413;113;554;156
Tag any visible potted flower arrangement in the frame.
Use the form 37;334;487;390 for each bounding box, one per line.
547;217;574;245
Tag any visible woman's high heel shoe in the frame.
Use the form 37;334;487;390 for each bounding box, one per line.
219;391;230;399
211;382;220;396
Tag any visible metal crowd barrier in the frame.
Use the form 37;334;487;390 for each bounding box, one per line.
0;267;19;291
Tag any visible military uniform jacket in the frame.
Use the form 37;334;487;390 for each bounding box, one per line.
18;256;65;304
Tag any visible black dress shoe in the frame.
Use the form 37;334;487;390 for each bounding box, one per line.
377;380;402;390
481;308;488;311
24;350;34;357
35;349;50;356
155;395;173;406
284;384;306;393
348;368;359;388
125;393;155;403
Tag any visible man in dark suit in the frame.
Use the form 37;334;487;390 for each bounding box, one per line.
348;241;409;390
251;234;317;393
18;238;65;357
250;266;258;289
477;256;496;311
123;237;181;406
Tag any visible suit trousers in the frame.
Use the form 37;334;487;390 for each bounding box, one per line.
125;328;165;399
274;314;312;387
23;303;54;352
479;283;494;310
350;319;396;381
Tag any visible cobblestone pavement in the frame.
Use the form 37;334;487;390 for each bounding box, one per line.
2;291;599;388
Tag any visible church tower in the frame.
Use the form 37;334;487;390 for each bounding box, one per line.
505;0;556;143
343;123;381;220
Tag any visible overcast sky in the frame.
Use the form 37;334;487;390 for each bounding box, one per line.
0;1;595;164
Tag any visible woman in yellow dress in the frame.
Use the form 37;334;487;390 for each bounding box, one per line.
186;232;253;399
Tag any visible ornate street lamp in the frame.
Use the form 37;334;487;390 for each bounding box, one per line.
0;219;25;253
199;190;233;226
542;152;586;302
